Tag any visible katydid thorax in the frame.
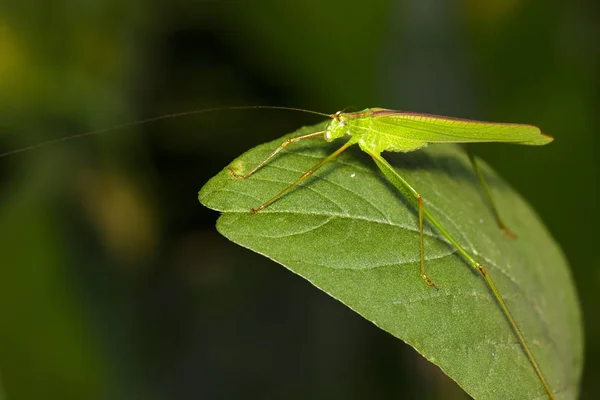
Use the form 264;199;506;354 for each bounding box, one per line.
228;107;555;400
1;105;556;399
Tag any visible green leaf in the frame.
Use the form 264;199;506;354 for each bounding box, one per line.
199;122;583;399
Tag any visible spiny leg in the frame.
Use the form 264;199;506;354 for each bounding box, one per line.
463;144;516;238
250;141;354;214
229;131;324;179
365;150;437;287
418;194;438;288
366;149;555;400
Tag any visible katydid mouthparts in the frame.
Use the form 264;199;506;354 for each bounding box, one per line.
226;107;555;400
1;105;556;399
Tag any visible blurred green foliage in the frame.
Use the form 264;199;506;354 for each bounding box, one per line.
0;1;597;399
201;125;582;399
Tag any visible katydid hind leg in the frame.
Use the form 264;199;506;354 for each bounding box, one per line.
249;141;354;214
418;194;438;288
229;131;324;179
365;150;438;288
366;149;555;400
463;144;516;238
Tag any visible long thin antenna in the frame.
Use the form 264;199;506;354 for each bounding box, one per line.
0;105;331;158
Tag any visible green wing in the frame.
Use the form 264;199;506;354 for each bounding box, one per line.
370;108;553;146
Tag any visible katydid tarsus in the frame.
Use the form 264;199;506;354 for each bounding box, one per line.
1;105;555;399
227;107;555;399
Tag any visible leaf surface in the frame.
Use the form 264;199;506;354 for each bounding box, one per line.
199;122;583;399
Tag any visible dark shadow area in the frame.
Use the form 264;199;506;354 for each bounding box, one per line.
0;1;593;399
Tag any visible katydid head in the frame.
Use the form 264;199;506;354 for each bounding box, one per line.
324;111;350;143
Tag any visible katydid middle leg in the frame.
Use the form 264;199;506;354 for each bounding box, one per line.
248;141;354;214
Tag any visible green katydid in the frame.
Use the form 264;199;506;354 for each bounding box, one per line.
1;105;556;399
224;106;555;399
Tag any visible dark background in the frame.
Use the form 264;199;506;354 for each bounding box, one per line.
0;1;597;399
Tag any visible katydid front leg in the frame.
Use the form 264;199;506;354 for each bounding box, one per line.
233;139;353;214
229;131;325;179
365;149;555;400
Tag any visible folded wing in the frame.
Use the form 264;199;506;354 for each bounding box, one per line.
371;109;553;146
